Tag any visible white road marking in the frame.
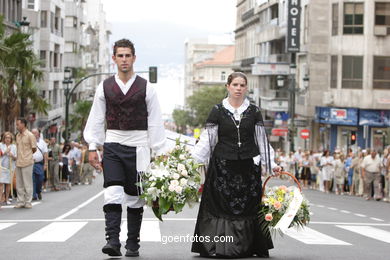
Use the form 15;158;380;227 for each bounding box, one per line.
370;217;384;222
337;225;390;243
1;202;41;209
340;210;351;214
17;222;88;242
0;223;16;230
328;207;338;211
54;190;104;220
317;205;325;208
354;213;367;218
285;227;351;245
1;219;389;226
120;220;161;242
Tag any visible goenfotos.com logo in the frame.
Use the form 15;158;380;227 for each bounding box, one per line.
161;234;234;245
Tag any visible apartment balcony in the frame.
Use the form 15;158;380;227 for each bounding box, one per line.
65;27;82;43
65;1;86;23
64;52;82;68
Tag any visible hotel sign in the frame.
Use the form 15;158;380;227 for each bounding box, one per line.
286;0;301;52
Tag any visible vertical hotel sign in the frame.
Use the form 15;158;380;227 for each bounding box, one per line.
287;0;301;52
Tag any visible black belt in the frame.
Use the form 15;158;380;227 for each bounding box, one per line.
35;161;44;165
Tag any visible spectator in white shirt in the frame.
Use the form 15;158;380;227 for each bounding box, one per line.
362;149;382;200
31;129;48;201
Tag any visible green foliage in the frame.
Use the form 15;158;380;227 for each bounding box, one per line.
172;108;193;134
186;85;227;126
70;100;92;141
0;16;48;131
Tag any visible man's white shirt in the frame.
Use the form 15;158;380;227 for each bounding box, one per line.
33;138;48;163
83;73;167;171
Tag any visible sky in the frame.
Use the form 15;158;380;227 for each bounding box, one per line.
101;0;237;115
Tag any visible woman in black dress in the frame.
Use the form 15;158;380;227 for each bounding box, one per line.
191;72;280;258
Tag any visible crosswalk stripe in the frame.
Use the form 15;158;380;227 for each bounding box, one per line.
285;227;352;245
17;222;88;242
1;202;41;209
336;225;390;244
0;223;16;231
120;220;161;242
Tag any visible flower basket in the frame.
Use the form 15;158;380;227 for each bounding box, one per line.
260;171;311;235
137;139;202;221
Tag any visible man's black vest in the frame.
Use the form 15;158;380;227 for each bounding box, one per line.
103;75;148;130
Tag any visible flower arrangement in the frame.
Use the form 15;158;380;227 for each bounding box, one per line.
260;184;311;235
138;139;202;221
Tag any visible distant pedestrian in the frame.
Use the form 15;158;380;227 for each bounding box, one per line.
362;150;382;200
69;141;81;185
0;132;17;206
47;137;61;191
31;129;48;201
320;150;334;193
80;143;94;185
60;144;72;182
334;154;346;195
14;118;37;209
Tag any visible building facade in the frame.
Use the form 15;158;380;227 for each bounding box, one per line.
234;0;390;153
0;0;22;33
184;37;234;103
19;0;111;140
193;45;235;90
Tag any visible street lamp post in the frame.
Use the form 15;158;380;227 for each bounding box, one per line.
63;67;73;143
18;17;30;117
276;65;309;153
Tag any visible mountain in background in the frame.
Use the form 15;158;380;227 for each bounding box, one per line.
109;20;234;69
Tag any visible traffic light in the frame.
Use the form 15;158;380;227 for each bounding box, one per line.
149;66;157;83
350;131;356;145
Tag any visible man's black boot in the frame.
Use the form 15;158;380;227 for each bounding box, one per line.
125;207;143;257
102;204;122;256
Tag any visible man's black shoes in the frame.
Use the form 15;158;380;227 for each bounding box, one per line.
102;243;122;256
125;248;139;257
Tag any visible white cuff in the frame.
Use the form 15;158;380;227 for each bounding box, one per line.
89;143;97;150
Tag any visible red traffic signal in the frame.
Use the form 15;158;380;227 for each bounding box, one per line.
350;131;356;145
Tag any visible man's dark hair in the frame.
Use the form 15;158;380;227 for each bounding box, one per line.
113;39;135;56
17;118;28;127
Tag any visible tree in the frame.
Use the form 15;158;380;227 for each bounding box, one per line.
0;16;48;131
172;108;193;134
69;100;92;141
187;85;227;127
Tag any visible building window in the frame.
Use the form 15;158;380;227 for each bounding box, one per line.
270;4;278;20
331;55;338;88
40;50;46;68
304;5;309;43
342;56;363;89
373;56;390;89
375;2;390;34
343;3;364;34
41;11;47;28
27;0;35;10
221;71;226;81
53;81;59;107
332;3;339;35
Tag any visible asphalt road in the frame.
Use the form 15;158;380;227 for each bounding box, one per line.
1;175;389;260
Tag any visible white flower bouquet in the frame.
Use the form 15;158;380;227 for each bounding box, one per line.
138;139;202;221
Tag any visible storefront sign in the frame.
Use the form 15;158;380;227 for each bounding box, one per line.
359;110;390;126
252;63;290;75
286;0;301;52
315;107;358;126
